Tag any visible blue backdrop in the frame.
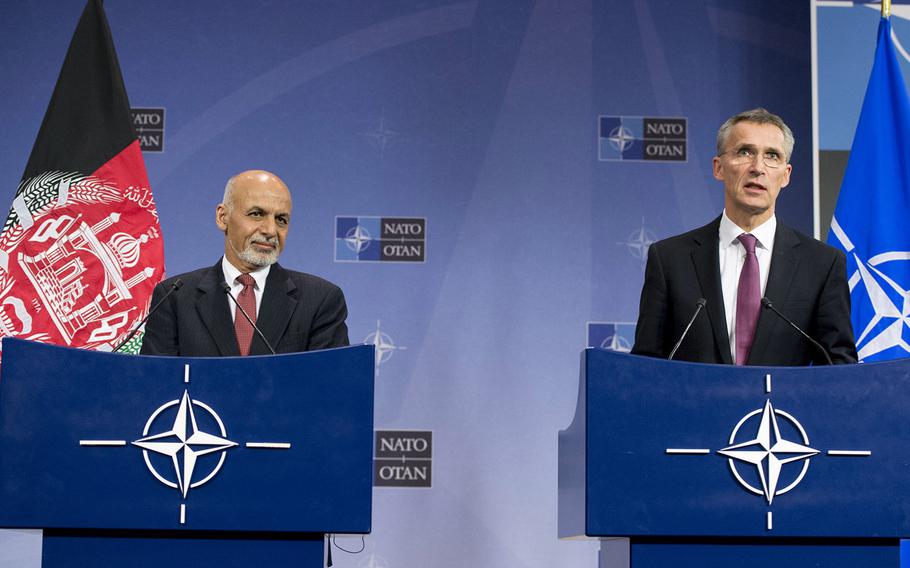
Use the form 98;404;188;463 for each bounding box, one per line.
0;1;813;566
817;1;910;151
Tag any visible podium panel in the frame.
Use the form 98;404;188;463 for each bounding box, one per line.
619;539;899;567
0;339;374;566
560;349;910;566
42;532;323;568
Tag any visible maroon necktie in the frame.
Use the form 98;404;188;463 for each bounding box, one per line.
735;234;760;366
234;273;257;356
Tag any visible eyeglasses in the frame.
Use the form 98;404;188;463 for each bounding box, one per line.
721;148;787;169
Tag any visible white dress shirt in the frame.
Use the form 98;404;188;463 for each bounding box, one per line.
718;211;776;364
221;257;270;322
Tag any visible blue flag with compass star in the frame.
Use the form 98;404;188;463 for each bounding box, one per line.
827;17;910;362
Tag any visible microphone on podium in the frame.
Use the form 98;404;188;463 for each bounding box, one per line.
760;297;833;365
668;297;707;361
113;279;183;353
221;281;277;355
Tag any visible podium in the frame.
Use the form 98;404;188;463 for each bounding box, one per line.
0;338;374;567
559;348;910;567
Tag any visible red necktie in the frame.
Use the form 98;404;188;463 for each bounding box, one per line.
735;234;760;366
234;273;257;356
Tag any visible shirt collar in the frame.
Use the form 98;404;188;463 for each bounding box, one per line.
221;256;271;290
719;210;776;250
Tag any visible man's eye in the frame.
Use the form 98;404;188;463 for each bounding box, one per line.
277;217;289;226
766;151;780;159
737;148;754;157
249;211;262;218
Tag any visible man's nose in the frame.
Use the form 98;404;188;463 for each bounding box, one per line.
260;216;278;236
749;155;767;174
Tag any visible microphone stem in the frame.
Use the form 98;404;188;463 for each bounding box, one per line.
762;299;833;365
223;283;277;355
668;299;706;361
113;279;182;353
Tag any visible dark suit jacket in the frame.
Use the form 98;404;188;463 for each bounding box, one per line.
140;261;349;356
631;217;857;365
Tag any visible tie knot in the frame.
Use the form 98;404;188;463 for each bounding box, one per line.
237;273;255;289
737;233;758;254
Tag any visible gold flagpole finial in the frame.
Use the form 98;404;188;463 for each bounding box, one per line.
883;0;891;18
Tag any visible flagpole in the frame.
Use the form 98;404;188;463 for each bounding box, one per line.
883;0;891;18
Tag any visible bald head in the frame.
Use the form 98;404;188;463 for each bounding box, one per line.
216;169;293;272
222;170;291;213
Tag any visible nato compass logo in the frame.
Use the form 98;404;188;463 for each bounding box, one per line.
619;217;657;274
665;373;871;530
79;364;291;524
829;217;910;361
131;108;165;152
587;322;636;352
364;320;407;377
134;391;237;499
598;116;687;162
335;216;426;263
361;108;401;160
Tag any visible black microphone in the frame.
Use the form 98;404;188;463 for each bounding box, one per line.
668;298;707;361
113;278;183;353
221;281;277;355
761;297;833;365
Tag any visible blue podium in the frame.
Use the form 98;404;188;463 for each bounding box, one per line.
0;338;374;567
559;349;910;567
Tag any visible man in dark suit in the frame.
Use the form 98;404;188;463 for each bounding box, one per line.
140;170;348;356
632;109;857;365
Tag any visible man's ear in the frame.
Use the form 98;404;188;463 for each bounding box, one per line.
780;163;793;189
215;204;228;232
712;156;723;181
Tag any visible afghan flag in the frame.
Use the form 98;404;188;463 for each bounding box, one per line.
0;0;164;360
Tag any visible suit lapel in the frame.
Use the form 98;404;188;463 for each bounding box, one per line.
253;263;298;355
690;217;733;364
747;223;800;365
195;261;239;356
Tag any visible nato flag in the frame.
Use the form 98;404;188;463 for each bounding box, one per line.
828;17;910;362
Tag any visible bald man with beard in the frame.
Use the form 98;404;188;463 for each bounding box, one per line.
140;170;349;356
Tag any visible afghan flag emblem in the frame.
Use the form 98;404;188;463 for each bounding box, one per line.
0;0;164;359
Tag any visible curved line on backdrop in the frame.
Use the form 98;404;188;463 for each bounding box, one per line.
155;1;479;184
636;0;715;230
892;28;910;64
861;2;910;63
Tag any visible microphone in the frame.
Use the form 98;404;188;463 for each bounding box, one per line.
221;281;277;355
668;298;707;361
761;297;833;365
113;279;183;353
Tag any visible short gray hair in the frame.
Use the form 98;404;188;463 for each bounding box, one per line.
715;108;795;162
222;176;238;212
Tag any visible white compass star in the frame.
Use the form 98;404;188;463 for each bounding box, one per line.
601;332;631;353
617;218;657;274
372;329;396;366
850;252;910;359
718;400;818;504
624;224;656;261
608;125;635;151
133;391;237;498
364;320;406;368
345;225;372;254
362;109;401;159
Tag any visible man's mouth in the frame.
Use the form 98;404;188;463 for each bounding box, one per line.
744;182;767;191
250;240;276;251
